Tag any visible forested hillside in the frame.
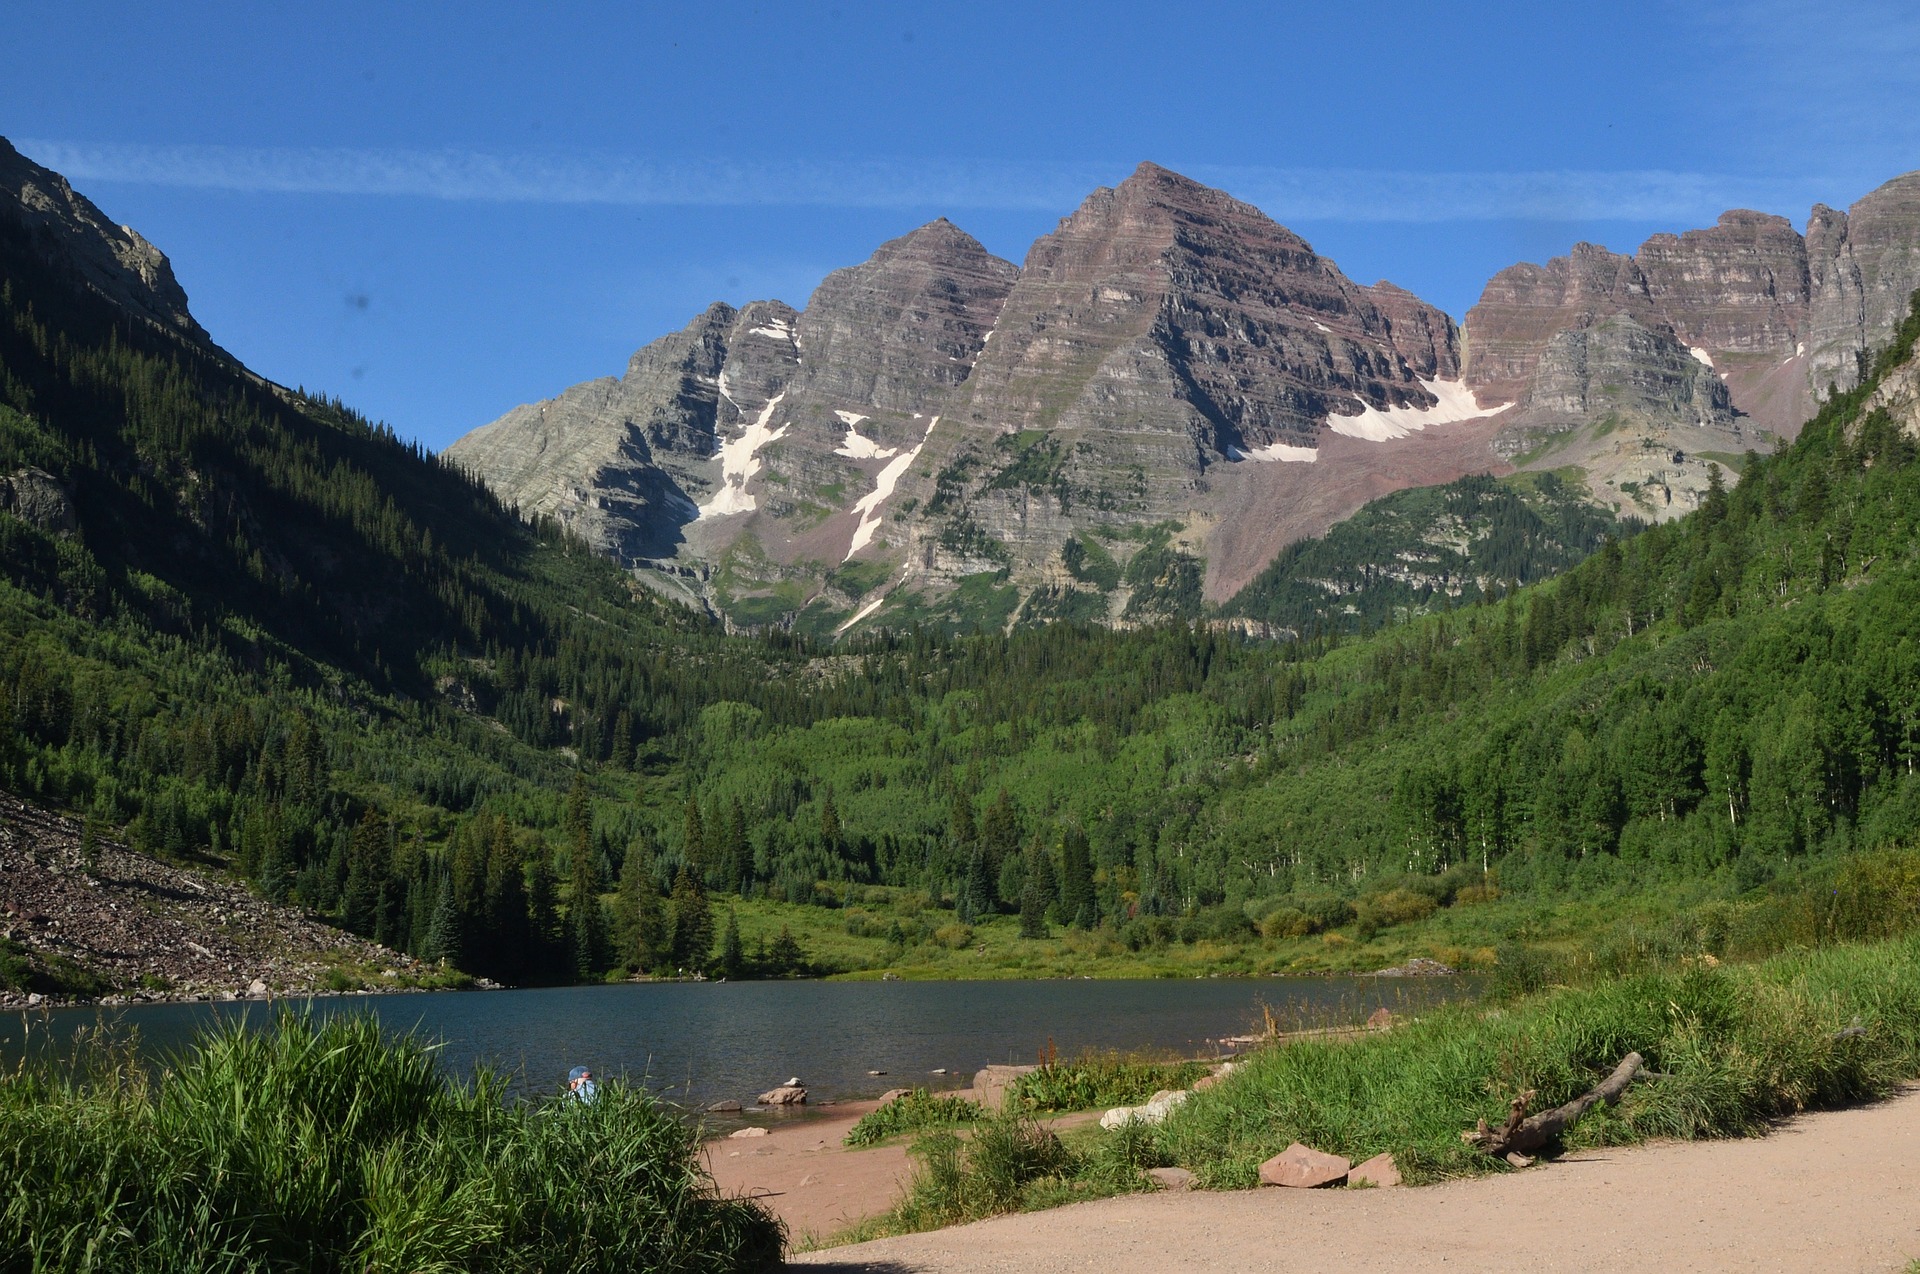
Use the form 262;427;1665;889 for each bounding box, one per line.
5;171;1920;989
1221;469;1637;635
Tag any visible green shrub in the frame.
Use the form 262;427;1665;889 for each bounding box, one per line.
1010;1053;1209;1113
843;1089;981;1148
1154;935;1920;1188
1355;887;1438;931
887;1112;1075;1231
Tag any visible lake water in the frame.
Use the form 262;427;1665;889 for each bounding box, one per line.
4;976;1473;1116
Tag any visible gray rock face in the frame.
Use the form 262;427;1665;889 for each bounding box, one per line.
446;304;732;563
450;223;1016;612
1806;173;1920;395
1500;313;1735;450
0;136;211;347
0;467;78;536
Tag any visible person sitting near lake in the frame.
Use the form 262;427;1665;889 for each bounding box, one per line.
567;1066;598;1103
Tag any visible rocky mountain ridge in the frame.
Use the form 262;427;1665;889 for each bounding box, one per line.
451;163;1920;636
0;137;213;350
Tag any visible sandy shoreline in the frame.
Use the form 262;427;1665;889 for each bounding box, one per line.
784;1086;1920;1272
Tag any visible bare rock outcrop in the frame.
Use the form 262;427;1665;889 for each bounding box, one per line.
891;162;1475;592
1806;173;1920;396
1466;172;1920;449
0;137;212;348
0;467;78;536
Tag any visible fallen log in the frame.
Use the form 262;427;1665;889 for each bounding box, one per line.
1463;1052;1645;1159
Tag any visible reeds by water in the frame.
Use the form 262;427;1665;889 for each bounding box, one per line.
0;1010;783;1273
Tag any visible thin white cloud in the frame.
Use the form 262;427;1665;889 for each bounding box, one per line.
18;138;1818;224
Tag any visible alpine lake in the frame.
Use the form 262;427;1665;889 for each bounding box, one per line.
6;975;1476;1122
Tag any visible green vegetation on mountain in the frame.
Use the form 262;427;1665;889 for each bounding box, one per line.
5;163;1920;993
1222;468;1639;634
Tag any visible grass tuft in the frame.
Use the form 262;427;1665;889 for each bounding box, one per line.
842;1088;981;1148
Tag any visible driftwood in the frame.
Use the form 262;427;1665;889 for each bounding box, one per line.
1464;1052;1645;1160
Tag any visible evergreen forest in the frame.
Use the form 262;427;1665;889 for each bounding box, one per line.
6;194;1920;989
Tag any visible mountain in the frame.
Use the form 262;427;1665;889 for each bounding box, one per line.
1462;173;1920;520
456;163;1511;631
0;138;211;348
8;134;1920;995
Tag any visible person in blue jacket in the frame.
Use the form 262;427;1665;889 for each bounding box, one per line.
567;1065;598;1103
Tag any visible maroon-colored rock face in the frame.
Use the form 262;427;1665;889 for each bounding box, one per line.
1467;177;1920;439
947;162;1459;457
1634;210;1809;358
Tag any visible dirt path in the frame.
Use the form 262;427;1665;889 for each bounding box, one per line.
789;1086;1920;1272
706;1103;908;1246
707;1097;1102;1247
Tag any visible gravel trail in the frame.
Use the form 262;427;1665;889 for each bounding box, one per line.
790;1086;1920;1272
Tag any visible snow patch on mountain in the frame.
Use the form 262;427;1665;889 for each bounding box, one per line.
699;392;788;519
832;409;900;460
1229;441;1318;463
1690;347;1715;368
845;415;938;560
1327;378;1499;442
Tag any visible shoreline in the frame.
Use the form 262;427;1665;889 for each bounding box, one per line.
788;1085;1920;1272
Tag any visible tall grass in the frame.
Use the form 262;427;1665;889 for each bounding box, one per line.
1158;935;1920;1186
0;1011;783;1273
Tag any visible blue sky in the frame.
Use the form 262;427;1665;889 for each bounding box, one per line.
5;1;1918;450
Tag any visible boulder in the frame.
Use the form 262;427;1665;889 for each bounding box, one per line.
757;1085;807;1106
247;978;269;997
1367;1007;1396;1029
1258;1143;1350;1188
707;1100;743;1113
876;1088;909;1105
0;468;77;537
729;1126;770;1139
1349;1152;1401;1188
1099;1088;1190;1130
970;1063;1037;1112
1192;1074;1222;1092
1146;1166;1195;1191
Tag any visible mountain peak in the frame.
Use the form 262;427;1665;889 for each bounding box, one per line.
0;136;213;348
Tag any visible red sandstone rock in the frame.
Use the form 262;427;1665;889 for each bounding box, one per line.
1349;1152;1401;1187
1257;1143;1350;1188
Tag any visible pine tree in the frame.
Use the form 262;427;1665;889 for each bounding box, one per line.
567;827;606;981
963;846;996;918
718;909;744;979
1059;825;1096;928
820;789;841;848
526;850;561;980
1018;856;1048;940
767;925;805;977
667;867;713;972
424;873;462;966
